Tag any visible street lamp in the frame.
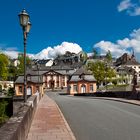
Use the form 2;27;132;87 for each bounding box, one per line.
18;9;31;102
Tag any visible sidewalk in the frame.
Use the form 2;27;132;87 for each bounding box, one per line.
27;94;75;140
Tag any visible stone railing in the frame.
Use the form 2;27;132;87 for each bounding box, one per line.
0;95;37;140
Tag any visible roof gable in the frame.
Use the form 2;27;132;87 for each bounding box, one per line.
43;70;62;75
73;66;92;75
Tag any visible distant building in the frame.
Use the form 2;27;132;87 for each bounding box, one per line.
42;70;69;89
67;66;97;95
115;66;134;85
115;53;140;84
114;53;135;66
0;81;14;91
14;69;44;96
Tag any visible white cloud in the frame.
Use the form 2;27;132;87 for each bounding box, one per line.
118;0;132;12
118;0;140;16
94;41;129;57
94;28;140;61
0;42;82;60
135;6;140;15
33;42;82;59
130;28;140;40
0;45;19;59
2;50;19;59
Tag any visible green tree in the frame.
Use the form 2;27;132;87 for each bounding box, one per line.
93;48;98;59
7;87;14;96
0;53;9;80
0;100;8;124
8;64;17;81
80;51;87;63
87;61;106;87
17;54;31;75
87;61;116;88
0;85;2;92
106;67;116;83
106;50;112;63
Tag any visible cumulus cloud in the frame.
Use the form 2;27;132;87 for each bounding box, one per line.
0;42;82;60
33;42;82;59
94;28;140;60
0;45;19;59
118;0;132;12
1;50;19;59
117;0;140;16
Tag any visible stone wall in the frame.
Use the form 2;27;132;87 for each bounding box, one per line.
0;95;37;140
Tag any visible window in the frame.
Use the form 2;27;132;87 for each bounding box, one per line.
36;86;39;92
73;85;78;92
81;84;86;93
19;86;22;93
90;85;94;92
62;76;65;86
27;75;31;81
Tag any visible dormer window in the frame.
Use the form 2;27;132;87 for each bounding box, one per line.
79;73;85;79
27;74;31;81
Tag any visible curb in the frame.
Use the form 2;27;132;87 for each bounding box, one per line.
54;101;76;140
90;97;140;106
67;95;140;107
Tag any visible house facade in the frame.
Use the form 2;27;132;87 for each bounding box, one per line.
67;67;97;94
114;52;140;85
14;65;75;95
15;70;44;96
115;66;134;85
42;70;68;89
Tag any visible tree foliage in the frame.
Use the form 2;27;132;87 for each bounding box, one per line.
0;100;8;124
8;65;17;81
0;53;9;80
106;50;112;63
17;54;31;75
87;61;116;87
93;48;98;59
7;87;15;96
80;52;87;63
88;61;105;86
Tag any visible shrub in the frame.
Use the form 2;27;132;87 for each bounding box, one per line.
0;100;9;124
0;85;2;92
7;87;14;96
112;79;117;86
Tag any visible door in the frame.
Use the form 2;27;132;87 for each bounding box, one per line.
81;84;86;93
27;86;32;95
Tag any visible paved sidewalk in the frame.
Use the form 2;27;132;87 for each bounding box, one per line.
27;94;75;140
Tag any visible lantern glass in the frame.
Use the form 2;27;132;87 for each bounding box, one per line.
26;22;31;33
18;10;29;27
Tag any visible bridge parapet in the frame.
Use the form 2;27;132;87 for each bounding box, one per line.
0;95;37;140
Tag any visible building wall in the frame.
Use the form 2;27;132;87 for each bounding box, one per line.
15;83;43;96
43;74;68;89
68;81;96;95
125;65;140;83
0;81;14;90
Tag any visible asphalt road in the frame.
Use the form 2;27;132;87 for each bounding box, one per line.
47;91;140;140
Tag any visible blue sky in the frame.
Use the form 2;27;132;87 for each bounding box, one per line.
1;0;140;60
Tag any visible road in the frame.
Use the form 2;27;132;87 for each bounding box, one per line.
47;91;140;140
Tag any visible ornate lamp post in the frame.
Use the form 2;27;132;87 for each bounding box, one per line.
18;9;31;102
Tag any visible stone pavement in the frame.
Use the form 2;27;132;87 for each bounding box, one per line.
27;94;76;140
